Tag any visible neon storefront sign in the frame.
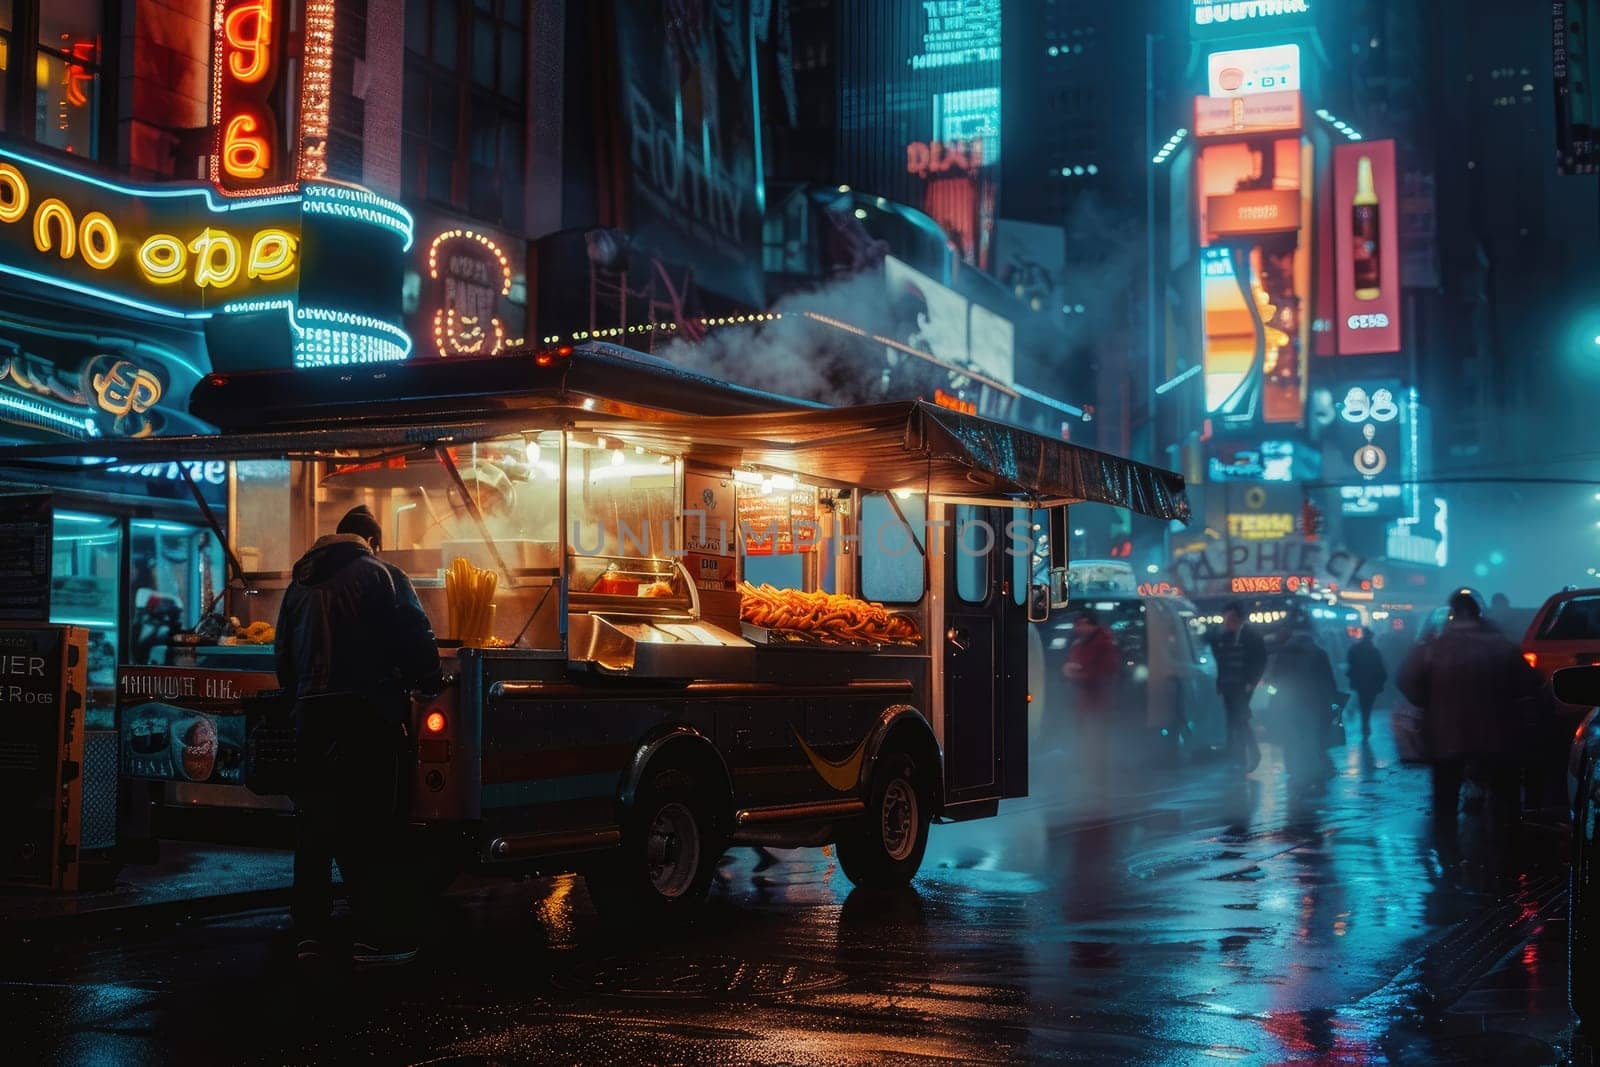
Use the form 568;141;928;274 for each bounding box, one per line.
0;145;412;367
212;0;332;191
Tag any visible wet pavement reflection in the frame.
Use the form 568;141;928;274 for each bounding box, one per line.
5;708;1581;1064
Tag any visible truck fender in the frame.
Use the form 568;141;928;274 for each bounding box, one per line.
617;723;735;817
860;705;945;815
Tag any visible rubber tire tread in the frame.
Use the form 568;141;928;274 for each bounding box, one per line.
836;752;931;891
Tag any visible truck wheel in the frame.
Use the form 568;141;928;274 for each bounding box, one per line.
586;770;721;920
836;752;931;891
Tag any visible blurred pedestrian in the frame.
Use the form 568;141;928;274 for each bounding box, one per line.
1209;601;1267;773
1346;628;1388;738
1063;609;1121;783
1268;618;1341;783
1396;588;1540;828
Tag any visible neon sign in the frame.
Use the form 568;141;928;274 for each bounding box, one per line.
0;144;413;368
426;229;515;359
213;0;288;193
0;148;300;315
0;348;170;438
906;140;985;179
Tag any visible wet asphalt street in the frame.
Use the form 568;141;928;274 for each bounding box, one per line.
6;708;1583;1065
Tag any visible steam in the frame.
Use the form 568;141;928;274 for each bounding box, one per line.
656;271;900;405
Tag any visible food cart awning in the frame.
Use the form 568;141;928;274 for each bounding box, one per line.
2;400;1188;523
584;400;1189;522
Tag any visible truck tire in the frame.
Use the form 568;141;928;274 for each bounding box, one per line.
835;752;931;891
585;769;721;920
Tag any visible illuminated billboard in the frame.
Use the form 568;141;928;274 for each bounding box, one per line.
884;255;1015;411
1332;140;1401;354
1196;136;1314;427
1317;381;1412;518
1194;91;1301;139
1207;44;1301;97
1191;0;1312;36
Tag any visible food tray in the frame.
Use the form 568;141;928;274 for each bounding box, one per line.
741;622;874;650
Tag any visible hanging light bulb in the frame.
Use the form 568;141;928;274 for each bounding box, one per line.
525;441;542;465
610;449;625;466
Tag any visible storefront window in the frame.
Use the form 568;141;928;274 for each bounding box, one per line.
34;0;102;156
50;510;121;729
128;521;225;665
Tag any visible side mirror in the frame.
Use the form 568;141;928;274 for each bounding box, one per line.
1027;583;1050;623
1555;665;1600;707
1048;566;1070;610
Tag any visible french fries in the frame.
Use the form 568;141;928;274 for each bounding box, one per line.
447;557;498;644
737;582;921;645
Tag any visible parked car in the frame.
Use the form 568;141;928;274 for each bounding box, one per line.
1522;589;1600;810
1554;665;1600;1027
1034;594;1226;757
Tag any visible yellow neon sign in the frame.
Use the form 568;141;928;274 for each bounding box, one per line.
33;199;76;259
188;229;243;289
137;235;188;284
246;229;297;280
0;165;28;224
79;212;118;270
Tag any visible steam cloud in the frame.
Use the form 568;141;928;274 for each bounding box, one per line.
656;271;901;405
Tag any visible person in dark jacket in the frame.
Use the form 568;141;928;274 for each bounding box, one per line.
1269;620;1341;783
1209;601;1268;773
1345;628;1388;738
1396;589;1539;828
1063;609;1121;785
276;505;440;966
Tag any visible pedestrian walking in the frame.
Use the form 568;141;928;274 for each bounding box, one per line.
1268;618;1341;783
1209;601;1267;773
275;505;442;967
1063;609;1121;783
1346;628;1388;738
1396;588;1539;828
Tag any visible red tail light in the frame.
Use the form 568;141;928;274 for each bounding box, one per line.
1524;652;1538;669
424;710;447;734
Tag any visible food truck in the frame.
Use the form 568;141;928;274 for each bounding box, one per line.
10;343;1189;911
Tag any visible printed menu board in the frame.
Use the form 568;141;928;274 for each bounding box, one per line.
119;666;278;786
0;490;52;621
738;485;819;556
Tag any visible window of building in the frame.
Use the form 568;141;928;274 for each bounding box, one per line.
403;0;526;228
0;0;109;158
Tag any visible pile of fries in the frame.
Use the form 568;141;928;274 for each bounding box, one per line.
738;582;920;644
446;557;498;644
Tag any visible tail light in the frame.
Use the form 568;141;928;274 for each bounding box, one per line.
424;709;447;734
1524;652;1539;669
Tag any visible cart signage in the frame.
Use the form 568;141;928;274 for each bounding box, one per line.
118;666;277;785
737;485;820;556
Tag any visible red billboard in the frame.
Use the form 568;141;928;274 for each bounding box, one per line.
1332;140;1401;354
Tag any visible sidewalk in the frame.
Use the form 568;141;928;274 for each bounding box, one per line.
1;843;295;929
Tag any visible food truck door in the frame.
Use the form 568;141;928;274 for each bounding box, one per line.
941;506;1029;807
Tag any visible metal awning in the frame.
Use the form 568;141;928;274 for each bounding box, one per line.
2;399;1188;522
578;401;1189;521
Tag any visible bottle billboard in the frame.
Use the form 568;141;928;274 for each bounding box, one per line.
1332;140;1401;355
